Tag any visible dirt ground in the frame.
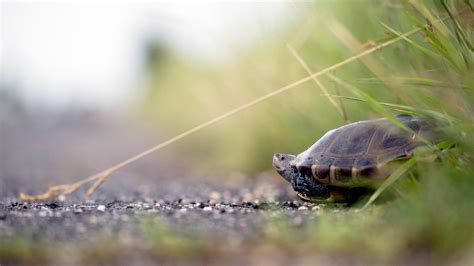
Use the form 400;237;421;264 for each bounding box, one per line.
1;109;356;265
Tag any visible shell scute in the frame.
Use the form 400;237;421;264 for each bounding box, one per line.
380;131;410;150
327;122;377;155
333;167;352;183
312;164;330;183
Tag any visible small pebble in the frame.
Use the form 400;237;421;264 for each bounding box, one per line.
97;205;106;212
210;191;221;200
209;192;221;205
46;202;60;209
298;206;308;211
203;206;213;211
181;198;192;205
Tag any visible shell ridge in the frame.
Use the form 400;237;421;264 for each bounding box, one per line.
364;121;379;155
320;128;342;155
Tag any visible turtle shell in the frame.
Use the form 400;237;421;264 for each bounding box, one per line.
290;115;436;187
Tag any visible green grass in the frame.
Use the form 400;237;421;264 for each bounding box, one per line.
141;1;472;172
139;0;474;264
0;236;51;264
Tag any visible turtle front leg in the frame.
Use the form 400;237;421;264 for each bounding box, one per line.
274;153;334;202
290;172;332;202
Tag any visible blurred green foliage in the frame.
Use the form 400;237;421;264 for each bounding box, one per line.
140;0;474;263
142;0;473;174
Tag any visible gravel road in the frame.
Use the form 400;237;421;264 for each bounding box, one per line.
1;110;352;265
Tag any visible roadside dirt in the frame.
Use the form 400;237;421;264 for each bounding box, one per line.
1;110;342;265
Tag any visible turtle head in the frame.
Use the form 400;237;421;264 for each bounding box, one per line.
273;153;331;202
272;153;297;182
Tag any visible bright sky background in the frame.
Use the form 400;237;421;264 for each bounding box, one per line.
1;1;295;109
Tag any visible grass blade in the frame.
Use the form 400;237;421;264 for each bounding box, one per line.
441;0;473;51
381;22;442;59
327;94;457;122
361;157;417;210
324;73;414;132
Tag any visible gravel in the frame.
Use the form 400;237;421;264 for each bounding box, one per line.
0;186;330;253
0;111;346;265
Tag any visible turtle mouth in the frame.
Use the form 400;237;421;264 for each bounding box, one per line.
296;192;335;203
296;192;314;202
272;154;286;172
297;192;325;202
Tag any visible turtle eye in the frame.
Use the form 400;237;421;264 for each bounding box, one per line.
280;155;285;160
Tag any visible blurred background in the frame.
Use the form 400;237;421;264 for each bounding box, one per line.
2;2;293;109
1;1;302;197
1;1;473;265
1;1;390;195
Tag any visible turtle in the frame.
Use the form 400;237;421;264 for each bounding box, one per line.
272;114;441;203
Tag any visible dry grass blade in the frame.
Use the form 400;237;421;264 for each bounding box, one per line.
19;172;105;201
287;43;348;122
85;170;113;198
381;22;442;59
289;13;320;50
327;18;414;107
19;14;451;202
19;185;69;202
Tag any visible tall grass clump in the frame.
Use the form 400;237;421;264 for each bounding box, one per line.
141;0;474;262
141;1;470;174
